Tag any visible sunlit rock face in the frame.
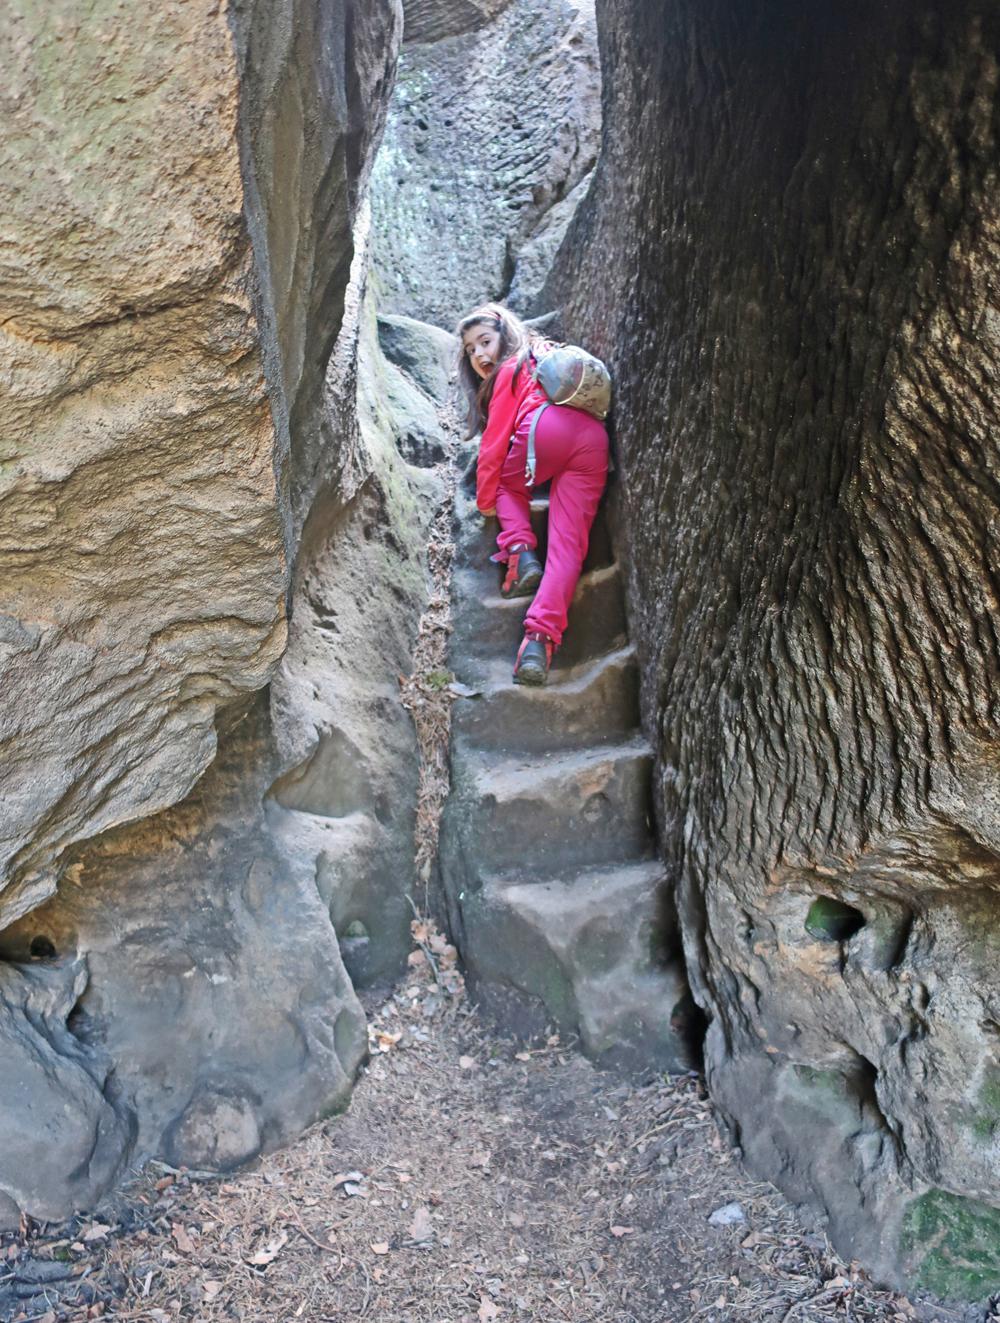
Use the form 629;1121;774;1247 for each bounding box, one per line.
370;0;601;327
1;2;287;932
0;0;408;1224
543;0;1000;1299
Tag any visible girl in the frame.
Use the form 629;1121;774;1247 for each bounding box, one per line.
456;303;609;686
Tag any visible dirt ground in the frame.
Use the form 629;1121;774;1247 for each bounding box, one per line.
3;940;998;1323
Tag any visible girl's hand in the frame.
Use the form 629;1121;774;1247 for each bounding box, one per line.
478;506;497;518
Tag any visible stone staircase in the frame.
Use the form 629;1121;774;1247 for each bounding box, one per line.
439;462;695;1070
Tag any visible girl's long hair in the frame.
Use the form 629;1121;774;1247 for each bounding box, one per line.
455;303;546;438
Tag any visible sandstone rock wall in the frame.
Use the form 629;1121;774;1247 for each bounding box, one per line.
370;0;601;327
1;1;286;930
0;0;416;1225
543;0;1000;1300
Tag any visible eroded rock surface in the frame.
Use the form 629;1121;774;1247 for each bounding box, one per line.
0;0;422;1225
1;1;287;929
402;0;513;45
370;0;601;326
543;0;1000;1299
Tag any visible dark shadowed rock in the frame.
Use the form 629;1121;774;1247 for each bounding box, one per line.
377;313;456;402
0;961;131;1223
543;0;1000;1299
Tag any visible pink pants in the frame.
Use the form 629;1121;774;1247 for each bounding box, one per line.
495;404;609;647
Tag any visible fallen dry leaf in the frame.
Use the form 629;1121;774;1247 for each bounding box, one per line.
478;1295;501;1321
332;1171;366;1189
170;1224;195;1254
514;1051;531;1062
458;1054;476;1070
610;1225;635;1238
409;1206;433;1242
370;1242;390;1256
202;1280;222;1299
247;1229;289;1266
82;1222;112;1243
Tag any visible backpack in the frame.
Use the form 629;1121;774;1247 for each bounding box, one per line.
525;345;612;483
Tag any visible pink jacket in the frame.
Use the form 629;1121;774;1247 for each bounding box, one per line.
476;355;548;514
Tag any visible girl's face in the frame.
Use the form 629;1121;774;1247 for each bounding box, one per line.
462;322;502;380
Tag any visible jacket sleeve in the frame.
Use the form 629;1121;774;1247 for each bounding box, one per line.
475;360;519;513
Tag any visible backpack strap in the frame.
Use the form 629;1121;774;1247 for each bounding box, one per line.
525;402;550;485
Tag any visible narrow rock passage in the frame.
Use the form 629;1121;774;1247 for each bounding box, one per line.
440;462;694;1069
0;429;985;1323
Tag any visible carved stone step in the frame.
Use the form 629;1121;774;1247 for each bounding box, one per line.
450;561;629;676
458;736;654;874
452;645;640;754
460;859;693;1069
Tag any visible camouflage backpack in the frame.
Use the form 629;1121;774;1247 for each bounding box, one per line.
526;345;612;483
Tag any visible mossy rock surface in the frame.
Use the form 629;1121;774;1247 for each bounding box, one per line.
900;1189;1000;1300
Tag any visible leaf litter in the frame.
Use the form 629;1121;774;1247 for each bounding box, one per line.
1;942;992;1323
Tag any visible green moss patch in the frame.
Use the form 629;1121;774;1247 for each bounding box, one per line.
970;1076;1000;1140
900;1189;1000;1300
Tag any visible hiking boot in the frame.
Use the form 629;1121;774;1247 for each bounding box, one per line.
513;630;554;686
501;545;543;599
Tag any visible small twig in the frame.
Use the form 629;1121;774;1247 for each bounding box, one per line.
284;1210;344;1270
354;1257;373;1315
146;1159;222;1184
404;892;441;981
780;1286;839;1321
629;1116;682;1149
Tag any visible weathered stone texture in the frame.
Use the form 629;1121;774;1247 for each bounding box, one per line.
232;0;403;534
0;696;368;1193
402;0;513;45
370;0;600;327
543;0;1000;1299
0;274;440;1220
1;0;286;928
0;0;411;1225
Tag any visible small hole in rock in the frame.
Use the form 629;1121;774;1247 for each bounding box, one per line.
29;935;57;959
804;896;865;944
